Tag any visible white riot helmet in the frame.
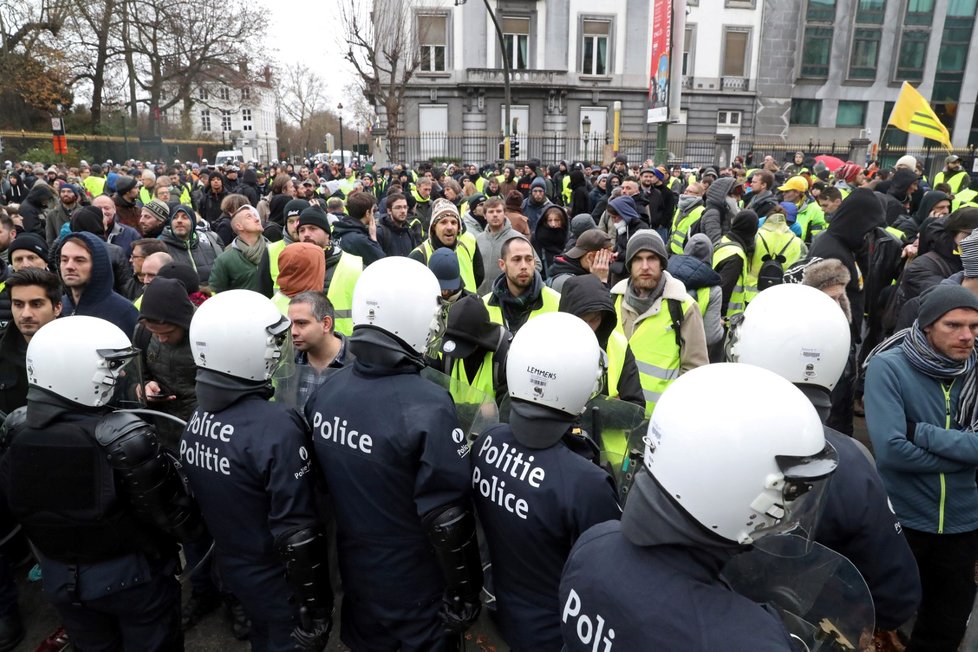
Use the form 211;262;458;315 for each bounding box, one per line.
26;316;137;407
727;284;850;391
637;363;836;545
351;256;441;355
190;290;291;381
506;312;604;415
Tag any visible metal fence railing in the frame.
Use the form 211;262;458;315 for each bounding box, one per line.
0;130;224;166
392;132;976;179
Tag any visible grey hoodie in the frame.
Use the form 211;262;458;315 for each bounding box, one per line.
699;177;737;245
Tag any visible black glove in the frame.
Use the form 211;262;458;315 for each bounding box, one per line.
291;607;332;652
906;420;917;443
438;593;481;634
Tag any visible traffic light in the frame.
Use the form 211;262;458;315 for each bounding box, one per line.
512;138;520;159
499;141;506;160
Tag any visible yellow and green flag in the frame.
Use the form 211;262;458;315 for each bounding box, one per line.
887;81;953;150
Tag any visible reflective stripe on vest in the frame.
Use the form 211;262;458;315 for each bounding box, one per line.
613;294;691;417
267;239;288;291
606;330;628;399
669;205;705;255
953;189;978;211
327;252;363;336
713;239;750;317
483;286;560;331
418;236;478;293
450;351;495;399
935;170;970;195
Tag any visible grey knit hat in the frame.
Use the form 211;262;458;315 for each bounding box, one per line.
960;228;978;279
917;284;978;328
625;229;668;271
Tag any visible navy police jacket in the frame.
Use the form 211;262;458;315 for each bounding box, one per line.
559;521;795;652
180;391;318;622
817;429;921;629
471;424;620;651
304;358;470;608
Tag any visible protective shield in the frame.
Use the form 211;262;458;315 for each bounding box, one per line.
722;533;875;651
581;396;648;501
421;367;499;446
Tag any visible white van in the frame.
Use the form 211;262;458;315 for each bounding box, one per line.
215;150;245;166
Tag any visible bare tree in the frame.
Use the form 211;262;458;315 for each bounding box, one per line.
341;0;423;161
278;63;328;155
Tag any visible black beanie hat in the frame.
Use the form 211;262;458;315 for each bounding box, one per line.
115;175;138;195
297;205;331;234
283;198;310;220
157;262;200;295
917;284;978;329
8;233;49;260
71;205;106;238
140;277;195;330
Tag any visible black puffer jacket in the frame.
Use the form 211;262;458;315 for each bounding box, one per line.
18;183;55;237
557;274;644;408
806;188;884;341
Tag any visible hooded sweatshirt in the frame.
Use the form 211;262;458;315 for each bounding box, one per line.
807;188;884;339
534;205;569;276
58;231;139;337
277;243;326;297
557;274;644;407
159;204;223;284
19;182;56;237
238;169;261;207
568;170;590;217
698;177;737;245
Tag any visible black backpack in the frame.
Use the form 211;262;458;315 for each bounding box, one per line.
756;233;794;291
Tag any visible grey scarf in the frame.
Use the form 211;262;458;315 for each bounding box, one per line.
233;235;268;265
625;273;666;316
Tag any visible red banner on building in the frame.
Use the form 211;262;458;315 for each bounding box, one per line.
647;0;673;123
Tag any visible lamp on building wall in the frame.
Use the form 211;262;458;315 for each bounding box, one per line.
337;103;344;166
582;115;592;162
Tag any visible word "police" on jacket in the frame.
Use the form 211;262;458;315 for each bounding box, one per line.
562;588;615;652
309;411;373;454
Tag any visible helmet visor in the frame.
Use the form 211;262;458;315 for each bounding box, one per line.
267;315;297;405
752;440;838;553
96;347;144;409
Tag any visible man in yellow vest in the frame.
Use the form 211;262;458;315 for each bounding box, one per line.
434;294;510;401
409;199;484;293
713;210;759;321
295;204;362;336
138;170;157;206
934;154;971;196
611;231;707;416
483;236;560;334
668;182;706;255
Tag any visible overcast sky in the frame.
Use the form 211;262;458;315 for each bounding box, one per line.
265;0;362;120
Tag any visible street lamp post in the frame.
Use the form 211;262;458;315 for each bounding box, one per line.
356;126;361;167
455;0;512;160
337;103;344;167
582;116;592;163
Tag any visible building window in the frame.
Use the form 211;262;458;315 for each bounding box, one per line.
200;110;211;132
933;0;976;113
221;110;232;132
717;110;741;126
848;0;885;79
198;87;209;101
242;109;253;131
800;0;835;78
502;17;530;70
242;87;251;100
905;0;934;25
417;14;447;72
721;28;750;78
836;101;866;127
682;25;696;76
581;19;610;75
790;98;821;125
219;86;230;101
896;30;929;81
